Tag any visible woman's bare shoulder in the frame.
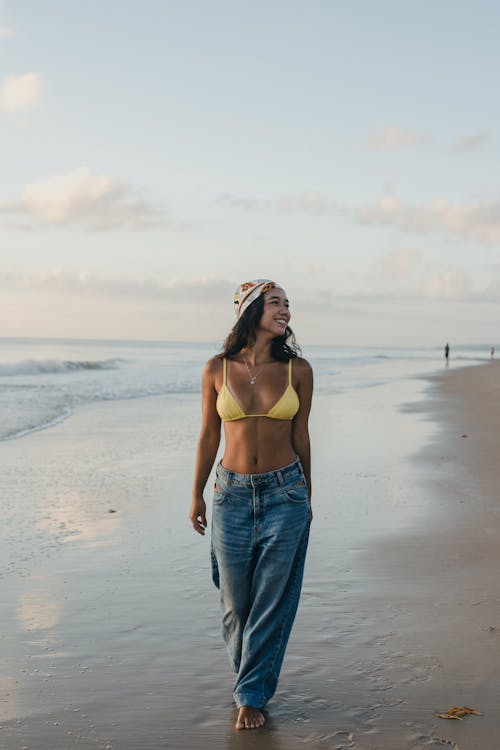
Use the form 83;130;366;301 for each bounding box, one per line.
293;356;313;372
203;354;223;377
291;358;313;390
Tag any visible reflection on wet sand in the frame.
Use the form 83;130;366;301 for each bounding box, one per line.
16;584;63;632
226;709;287;750
225;716;288;750
36;491;123;548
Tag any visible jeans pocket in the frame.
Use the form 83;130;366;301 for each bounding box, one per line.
284;479;309;504
213;482;229;505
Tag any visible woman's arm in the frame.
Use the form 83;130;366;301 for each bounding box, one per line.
189;358;222;536
291;358;313;512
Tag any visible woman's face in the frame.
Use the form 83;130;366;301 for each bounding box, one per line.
258;287;291;336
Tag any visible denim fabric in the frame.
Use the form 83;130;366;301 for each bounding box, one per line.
211;457;310;709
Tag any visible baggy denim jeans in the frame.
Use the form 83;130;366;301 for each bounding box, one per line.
211;457;310;709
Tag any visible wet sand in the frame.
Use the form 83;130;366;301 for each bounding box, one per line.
1;362;499;749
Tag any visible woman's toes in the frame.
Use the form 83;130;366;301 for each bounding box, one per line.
236;707;265;730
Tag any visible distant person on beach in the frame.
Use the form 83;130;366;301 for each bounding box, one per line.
445;342;450;363
491;346;495;359
190;279;313;730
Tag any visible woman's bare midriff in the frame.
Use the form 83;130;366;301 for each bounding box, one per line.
221;418;297;474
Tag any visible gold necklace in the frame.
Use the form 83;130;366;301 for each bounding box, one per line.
244;359;263;385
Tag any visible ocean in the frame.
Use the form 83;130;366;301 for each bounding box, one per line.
0;336;491;443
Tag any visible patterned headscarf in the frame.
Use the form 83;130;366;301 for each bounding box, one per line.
233;279;279;319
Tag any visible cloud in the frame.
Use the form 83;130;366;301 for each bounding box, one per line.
0;23;14;38
307;259;327;275
359;195;500;243
216;191;338;216
369;126;429;150
363;256;475;303
0;266;235;302
0;1;14;38
0;269;238;340
0;166;163;230
420;269;471;301
450;133;488;152
294;279;483;312
1;72;43;114
380;248;423;280
2;265;499;344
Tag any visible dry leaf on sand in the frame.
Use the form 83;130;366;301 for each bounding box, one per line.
436;705;482;721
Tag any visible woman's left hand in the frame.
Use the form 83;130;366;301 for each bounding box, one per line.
189;497;207;536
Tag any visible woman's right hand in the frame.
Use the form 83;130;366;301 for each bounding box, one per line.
189;497;207;536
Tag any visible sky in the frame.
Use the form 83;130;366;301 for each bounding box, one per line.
1;0;500;346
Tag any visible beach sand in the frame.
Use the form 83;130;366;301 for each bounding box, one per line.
1;362;499;749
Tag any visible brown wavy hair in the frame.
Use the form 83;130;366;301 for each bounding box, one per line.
220;295;300;361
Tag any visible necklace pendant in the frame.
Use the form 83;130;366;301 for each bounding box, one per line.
244;358;262;384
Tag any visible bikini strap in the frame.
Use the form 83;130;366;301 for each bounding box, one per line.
222;357;227;385
288;358;292;385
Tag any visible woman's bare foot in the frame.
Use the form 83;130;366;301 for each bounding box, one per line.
235;706;265;730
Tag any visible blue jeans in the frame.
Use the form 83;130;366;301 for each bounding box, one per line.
211;457;310;709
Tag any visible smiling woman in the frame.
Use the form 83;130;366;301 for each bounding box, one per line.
189;278;313;730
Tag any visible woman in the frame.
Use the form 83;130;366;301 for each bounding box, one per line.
189;279;313;730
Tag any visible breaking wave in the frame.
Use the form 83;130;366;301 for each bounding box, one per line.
0;359;123;377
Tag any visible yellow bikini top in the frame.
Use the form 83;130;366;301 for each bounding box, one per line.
216;357;300;422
